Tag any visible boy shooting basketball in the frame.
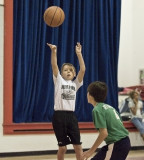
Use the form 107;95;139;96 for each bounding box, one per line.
81;81;131;160
47;42;85;160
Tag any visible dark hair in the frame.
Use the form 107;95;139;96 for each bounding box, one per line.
61;63;76;73
87;81;107;102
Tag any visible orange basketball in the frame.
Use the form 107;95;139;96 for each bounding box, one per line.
43;6;65;27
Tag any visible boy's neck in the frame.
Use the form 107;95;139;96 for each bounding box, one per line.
92;101;98;107
65;79;72;82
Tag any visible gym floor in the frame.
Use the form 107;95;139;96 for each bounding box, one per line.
0;150;144;160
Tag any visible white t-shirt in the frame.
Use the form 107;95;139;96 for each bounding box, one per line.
53;72;83;111
128;99;143;119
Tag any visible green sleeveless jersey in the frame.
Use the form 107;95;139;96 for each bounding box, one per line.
92;103;129;144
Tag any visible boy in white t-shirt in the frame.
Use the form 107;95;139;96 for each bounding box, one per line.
47;42;86;160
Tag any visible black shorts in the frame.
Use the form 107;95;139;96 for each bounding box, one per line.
52;111;82;146
91;136;131;160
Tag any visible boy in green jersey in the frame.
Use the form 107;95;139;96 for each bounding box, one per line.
81;81;131;160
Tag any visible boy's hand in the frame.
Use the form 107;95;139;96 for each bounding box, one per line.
135;88;142;95
133;99;138;105
81;149;93;160
47;43;57;54
75;42;82;55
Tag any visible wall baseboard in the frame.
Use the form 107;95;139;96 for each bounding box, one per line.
0;146;144;158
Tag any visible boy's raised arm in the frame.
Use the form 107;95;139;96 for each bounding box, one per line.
47;43;59;77
75;42;86;83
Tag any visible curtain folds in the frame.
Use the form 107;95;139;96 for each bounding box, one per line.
13;0;121;123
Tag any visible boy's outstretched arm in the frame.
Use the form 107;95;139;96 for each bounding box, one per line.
81;128;108;160
47;43;59;77
75;42;86;83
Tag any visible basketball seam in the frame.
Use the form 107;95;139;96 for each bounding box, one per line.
50;7;58;26
57;10;62;26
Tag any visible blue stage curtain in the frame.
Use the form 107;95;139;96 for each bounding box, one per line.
13;0;121;122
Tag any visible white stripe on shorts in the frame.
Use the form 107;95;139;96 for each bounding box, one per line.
104;143;114;160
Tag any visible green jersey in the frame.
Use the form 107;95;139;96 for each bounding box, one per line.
92;103;129;144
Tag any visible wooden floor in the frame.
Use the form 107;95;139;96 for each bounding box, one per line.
0;150;144;160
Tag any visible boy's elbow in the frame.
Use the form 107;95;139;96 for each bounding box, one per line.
84;66;86;72
104;132;108;138
81;67;86;73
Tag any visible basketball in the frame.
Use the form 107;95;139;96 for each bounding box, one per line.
43;6;65;27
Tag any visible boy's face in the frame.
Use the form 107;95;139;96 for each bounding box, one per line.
87;92;93;104
61;65;76;80
87;92;97;106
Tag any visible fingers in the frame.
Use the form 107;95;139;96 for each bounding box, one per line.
81;156;88;160
47;43;57;50
47;43;52;48
77;42;80;45
77;42;81;47
76;42;82;50
81;152;86;160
